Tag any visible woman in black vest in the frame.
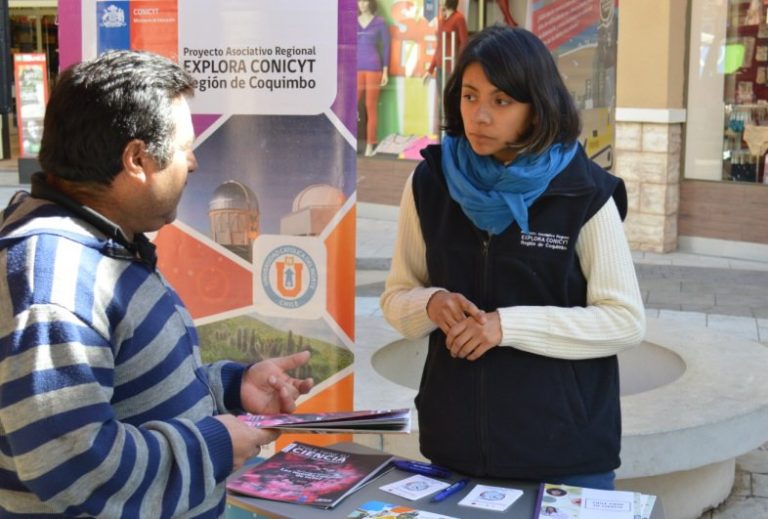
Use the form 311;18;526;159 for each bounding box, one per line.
380;26;645;490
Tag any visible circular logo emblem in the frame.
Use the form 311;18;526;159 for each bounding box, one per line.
261;245;318;309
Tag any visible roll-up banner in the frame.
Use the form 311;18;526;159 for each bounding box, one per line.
58;0;358;452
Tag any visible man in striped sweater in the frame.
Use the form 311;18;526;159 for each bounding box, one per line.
0;50;313;518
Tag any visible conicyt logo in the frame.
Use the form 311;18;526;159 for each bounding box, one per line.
261;245;318;309
100;5;126;28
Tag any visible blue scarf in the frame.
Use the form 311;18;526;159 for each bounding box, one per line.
441;135;578;235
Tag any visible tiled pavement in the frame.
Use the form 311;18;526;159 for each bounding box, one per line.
355;211;768;519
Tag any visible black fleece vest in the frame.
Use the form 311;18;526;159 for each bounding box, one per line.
412;144;627;480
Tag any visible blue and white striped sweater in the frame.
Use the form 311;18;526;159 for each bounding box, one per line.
0;193;245;518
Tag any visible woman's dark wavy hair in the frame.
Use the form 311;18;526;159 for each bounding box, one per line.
39;50;195;185
442;25;581;155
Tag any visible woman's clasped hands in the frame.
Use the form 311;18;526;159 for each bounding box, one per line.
426;290;502;361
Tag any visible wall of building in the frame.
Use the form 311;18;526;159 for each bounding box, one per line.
614;0;687;253
616;0;686;109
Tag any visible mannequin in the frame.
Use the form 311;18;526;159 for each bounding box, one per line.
423;0;468;83
357;0;390;156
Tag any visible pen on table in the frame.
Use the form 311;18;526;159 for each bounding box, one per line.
431;478;470;503
391;460;452;479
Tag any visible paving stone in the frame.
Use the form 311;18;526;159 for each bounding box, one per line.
656;309;707;326
711;496;768;519
355;257;392;270
738;446;768;474
753;473;768;498
679;305;755;318
647;290;714;306
644;308;660;318
355;270;388;286
355;281;385;297
682;282;766;296
716;293;768;307
638;265;768;285
644;302;681;311
732;470;752;497
707;314;760;342
354;296;383;317
729;259;768;271
638;278;683;291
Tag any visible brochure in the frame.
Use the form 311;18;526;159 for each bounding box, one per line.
534;483;655;519
458;483;523;512
347;500;461;519
379;474;451;500
226;441;393;509
238;408;411;433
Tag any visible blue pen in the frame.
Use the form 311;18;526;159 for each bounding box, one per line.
392;460;452;479
431;478;470;502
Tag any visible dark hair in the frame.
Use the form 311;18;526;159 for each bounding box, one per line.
359;0;379;15
39;50;195;185
442;26;581;155
444;0;459;10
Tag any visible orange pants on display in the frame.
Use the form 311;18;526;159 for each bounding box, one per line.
357;70;383;146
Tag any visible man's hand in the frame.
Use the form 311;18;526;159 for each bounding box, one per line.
215;414;279;471
445;310;502;361
240;351;314;415
427;290;486;335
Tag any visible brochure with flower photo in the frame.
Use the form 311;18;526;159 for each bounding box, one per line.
347;500;460;519
238;408;411;433
226;442;393;509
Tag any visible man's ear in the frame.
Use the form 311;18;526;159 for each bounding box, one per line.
122;139;149;182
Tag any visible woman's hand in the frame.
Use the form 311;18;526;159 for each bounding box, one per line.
427;290;486;335
445;310;502;361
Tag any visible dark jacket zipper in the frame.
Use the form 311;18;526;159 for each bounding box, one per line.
476;229;491;473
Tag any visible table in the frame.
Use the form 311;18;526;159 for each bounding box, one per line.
225;442;665;519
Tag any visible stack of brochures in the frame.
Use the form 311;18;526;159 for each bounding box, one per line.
534;483;656;519
238;408;411;433
227;441;394;509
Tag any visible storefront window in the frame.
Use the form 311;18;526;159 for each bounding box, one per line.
356;0;515;161
356;0;465;160
9;11;58;84
687;0;768;185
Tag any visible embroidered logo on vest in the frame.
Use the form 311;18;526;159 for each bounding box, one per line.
520;231;570;251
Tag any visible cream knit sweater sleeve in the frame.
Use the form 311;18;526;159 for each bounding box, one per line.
380;173;444;339
380;173;646;359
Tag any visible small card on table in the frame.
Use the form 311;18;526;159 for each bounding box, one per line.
379;475;450;501
458;483;523;512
